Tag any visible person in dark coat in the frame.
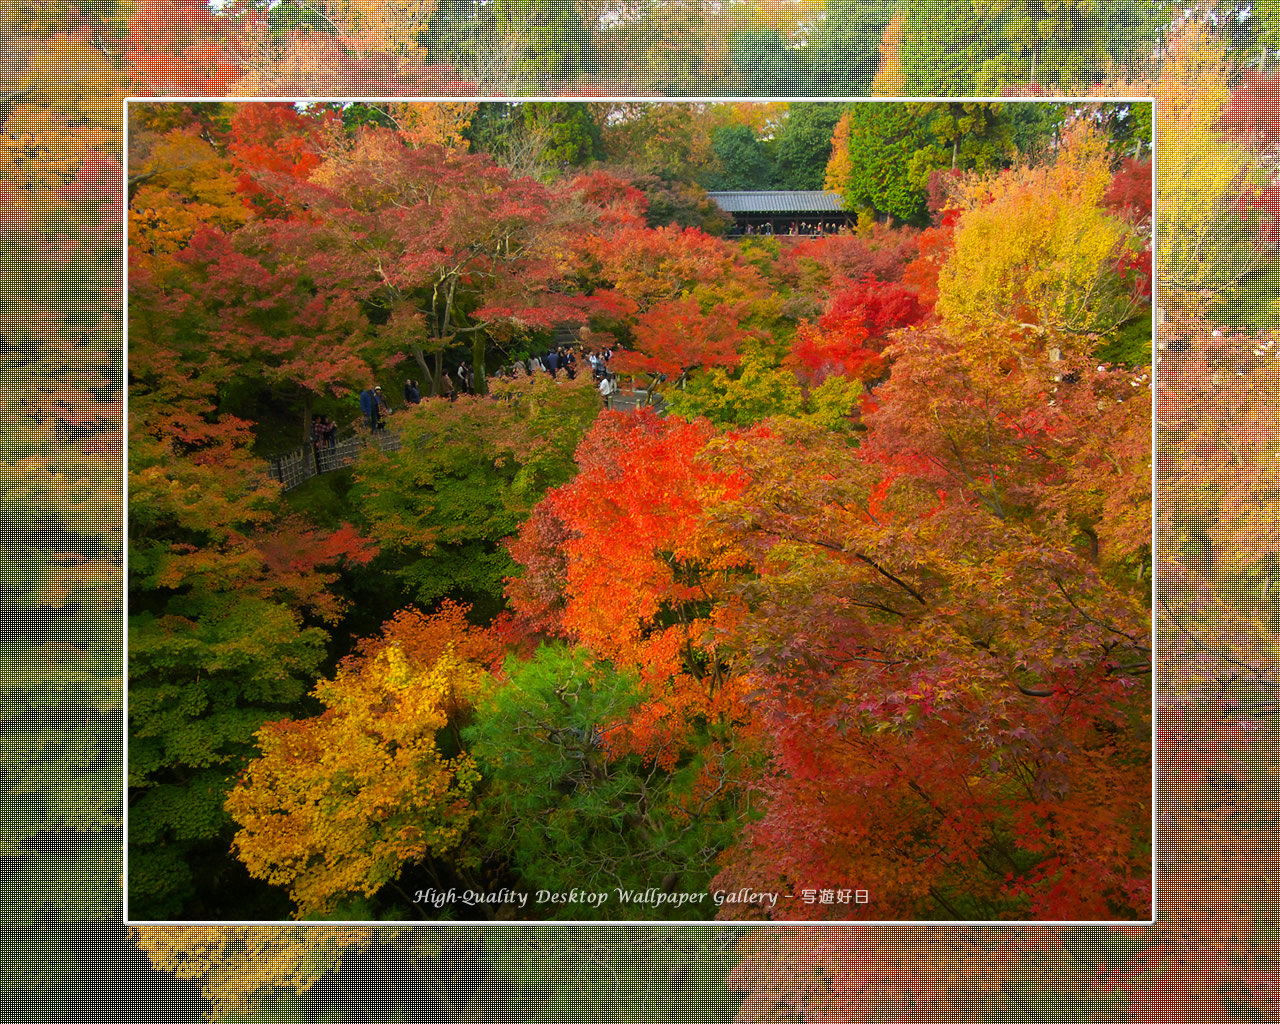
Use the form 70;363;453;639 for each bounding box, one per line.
360;387;376;429
404;378;421;405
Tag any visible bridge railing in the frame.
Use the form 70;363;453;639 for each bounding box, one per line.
265;386;663;492
266;428;402;491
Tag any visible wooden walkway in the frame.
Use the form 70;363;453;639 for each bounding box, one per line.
265;389;665;493
266;428;402;490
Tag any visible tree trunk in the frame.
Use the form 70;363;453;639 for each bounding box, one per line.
302;393;319;475
408;340;437;397
301;393;313;446
471;334;487;397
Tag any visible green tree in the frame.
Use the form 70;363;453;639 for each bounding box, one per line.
704;122;775;190
825;104;931;223
465;102;603;177
805;0;896;96
897;0;1172;94
726;27;801;96
350;372;600;617
521;101;604;167
490;0;597;86
771;102;847;190
908;102;1016;179
825;102;1022;225
464;644;747;920
977;0;1109;91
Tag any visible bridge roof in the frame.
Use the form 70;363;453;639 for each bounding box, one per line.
706;190;847;214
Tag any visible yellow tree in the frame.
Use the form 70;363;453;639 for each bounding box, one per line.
130;925;376;1017
935;119;1148;347
1152;22;1268;314
870;11;906;97
226;610;493;917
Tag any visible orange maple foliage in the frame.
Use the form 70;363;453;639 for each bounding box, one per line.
512;409;754;765
610;295;757;380
124;0;255;96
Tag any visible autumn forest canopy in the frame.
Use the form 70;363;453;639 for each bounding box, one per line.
126;98;1153;924
91;0;1184;99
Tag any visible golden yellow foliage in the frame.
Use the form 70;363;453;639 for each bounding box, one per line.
226;647;486;918
384;101;477;149
130;925;376;1017
935;120;1145;344
128;130;253;267
871;12;906;98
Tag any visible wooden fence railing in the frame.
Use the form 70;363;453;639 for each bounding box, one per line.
264;388;664;492
266;428;402;491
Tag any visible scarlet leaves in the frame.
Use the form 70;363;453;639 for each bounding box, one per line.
610;295;756;379
823;273;926;339
227;103;336;216
124;0;254;96
524;409;754;764
785;252;929;388
787;312;883;385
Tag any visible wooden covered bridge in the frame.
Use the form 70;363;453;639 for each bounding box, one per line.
706;190;855;238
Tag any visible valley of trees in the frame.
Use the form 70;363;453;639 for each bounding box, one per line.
56;0;1182;99
127;99;1153;925
8;4;1280;1023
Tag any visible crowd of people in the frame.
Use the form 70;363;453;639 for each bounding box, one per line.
492;344;617;394
349;345;622;436
288;345;638;473
734;220;848;237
